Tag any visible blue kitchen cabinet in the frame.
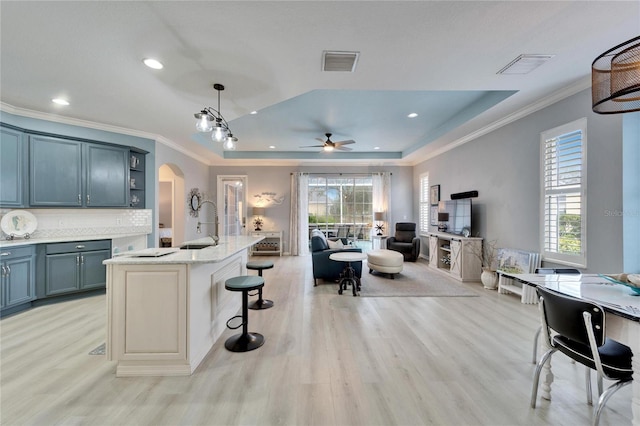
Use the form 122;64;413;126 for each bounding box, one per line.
0;126;28;207
85;144;129;207
30;135;129;207
44;240;111;297
0;246;36;313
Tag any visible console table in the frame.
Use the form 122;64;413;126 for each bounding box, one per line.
428;232;482;282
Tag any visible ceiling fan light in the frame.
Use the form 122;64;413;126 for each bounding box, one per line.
323;145;334;152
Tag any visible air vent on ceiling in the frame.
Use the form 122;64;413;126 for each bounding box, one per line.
323;51;359;72
497;54;554;75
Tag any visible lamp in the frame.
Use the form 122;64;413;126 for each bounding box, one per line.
592;35;640;114
374;211;385;236
194;83;239;149
252;207;265;231
437;212;449;232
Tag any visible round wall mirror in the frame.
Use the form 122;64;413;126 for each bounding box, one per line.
188;188;201;217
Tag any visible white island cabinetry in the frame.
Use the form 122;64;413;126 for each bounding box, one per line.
104;235;263;377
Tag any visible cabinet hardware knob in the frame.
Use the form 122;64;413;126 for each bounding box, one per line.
87;194;90;204
78;194;81;204
76;255;80;265
5;265;10;275
1;266;5;276
76;245;85;249
80;255;84;264
0;252;11;256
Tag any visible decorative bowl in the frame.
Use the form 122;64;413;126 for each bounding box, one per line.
599;274;640;295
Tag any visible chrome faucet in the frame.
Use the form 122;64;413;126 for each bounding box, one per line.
196;199;220;245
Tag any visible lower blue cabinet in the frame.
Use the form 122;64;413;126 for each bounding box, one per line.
44;240;111;297
1;246;36;313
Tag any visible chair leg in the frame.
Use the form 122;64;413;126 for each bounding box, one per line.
585;366;592;405
532;326;541;364
531;348;557;408
593;379;632;426
597;374;603;397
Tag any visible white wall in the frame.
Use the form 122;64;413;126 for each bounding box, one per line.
414;88;626;272
155;143;211;244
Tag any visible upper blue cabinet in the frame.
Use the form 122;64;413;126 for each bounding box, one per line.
0;126;28;207
29;135;130;208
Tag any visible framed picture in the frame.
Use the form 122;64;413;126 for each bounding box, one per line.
430;206;438;226
430;185;440;205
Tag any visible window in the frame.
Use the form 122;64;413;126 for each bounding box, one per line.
419;173;429;234
308;175;373;241
540;118;587;267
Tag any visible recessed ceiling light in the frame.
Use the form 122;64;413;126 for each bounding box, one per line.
250;111;258;115
269;145;275;149
142;58;163;69
374;146;380;150
52;98;69;106
407;113;418;118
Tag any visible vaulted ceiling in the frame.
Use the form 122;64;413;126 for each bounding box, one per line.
1;1;638;165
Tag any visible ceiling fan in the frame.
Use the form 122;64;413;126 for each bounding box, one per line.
300;133;355;152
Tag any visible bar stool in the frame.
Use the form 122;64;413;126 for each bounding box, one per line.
224;275;265;352
246;260;274;310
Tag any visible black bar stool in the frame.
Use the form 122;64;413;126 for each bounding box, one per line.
224;275;265;352
246;260;274;310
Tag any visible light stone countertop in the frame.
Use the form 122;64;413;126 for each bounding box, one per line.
103;235;264;265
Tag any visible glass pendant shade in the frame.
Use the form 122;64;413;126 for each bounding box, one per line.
212;123;227;142
195;113;213;132
223;135;237;150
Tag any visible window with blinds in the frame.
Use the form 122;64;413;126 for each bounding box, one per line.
540;118;587;267
419;173;429;234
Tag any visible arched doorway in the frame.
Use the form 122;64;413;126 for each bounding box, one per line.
158;163;185;247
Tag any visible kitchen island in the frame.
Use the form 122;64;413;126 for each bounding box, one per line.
104;235;263;377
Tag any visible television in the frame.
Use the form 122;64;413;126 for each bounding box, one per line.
438;199;472;235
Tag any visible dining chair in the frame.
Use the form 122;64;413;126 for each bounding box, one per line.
531;267;580;363
531;286;633;426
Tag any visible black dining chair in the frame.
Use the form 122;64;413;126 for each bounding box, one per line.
531;286;633;426
531;268;581;363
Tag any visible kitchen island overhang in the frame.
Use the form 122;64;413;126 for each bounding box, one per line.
104;235;263;377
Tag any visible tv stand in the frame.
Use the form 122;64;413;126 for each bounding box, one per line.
428;232;482;282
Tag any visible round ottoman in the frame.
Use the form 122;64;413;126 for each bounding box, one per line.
367;249;403;279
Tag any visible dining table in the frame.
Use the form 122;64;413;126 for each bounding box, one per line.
500;272;640;425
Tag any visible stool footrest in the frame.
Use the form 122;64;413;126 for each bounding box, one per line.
226;315;245;330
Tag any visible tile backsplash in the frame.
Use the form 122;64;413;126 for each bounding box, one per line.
0;208;152;239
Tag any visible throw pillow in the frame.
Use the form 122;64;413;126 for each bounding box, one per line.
327;239;344;249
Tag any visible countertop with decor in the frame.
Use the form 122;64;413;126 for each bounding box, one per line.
103;235;264;265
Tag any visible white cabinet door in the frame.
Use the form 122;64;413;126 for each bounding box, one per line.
450;240;462;279
428;236;438;267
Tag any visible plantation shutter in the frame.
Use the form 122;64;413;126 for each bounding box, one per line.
541;118;586;267
419;174;429;234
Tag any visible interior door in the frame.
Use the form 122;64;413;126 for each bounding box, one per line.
217;176;247;236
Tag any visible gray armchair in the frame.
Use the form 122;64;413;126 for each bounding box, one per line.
386;222;420;261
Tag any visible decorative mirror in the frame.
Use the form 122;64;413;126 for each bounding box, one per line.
188;188;201;217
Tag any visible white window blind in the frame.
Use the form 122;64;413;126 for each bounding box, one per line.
419;173;429;234
540;118;587;267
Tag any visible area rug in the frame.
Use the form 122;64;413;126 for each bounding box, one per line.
360;259;479;297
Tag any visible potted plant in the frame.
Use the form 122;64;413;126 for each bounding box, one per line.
471;239;499;290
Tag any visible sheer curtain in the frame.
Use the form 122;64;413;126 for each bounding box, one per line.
289;173;309;256
372;172;391;235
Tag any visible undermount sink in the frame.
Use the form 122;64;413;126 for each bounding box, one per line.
180;243;216;250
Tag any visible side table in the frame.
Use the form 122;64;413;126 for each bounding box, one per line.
329;251;367;296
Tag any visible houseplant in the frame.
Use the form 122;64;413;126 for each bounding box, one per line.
471;239;499;290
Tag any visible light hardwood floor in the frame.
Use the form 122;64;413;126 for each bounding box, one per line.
0;256;632;425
